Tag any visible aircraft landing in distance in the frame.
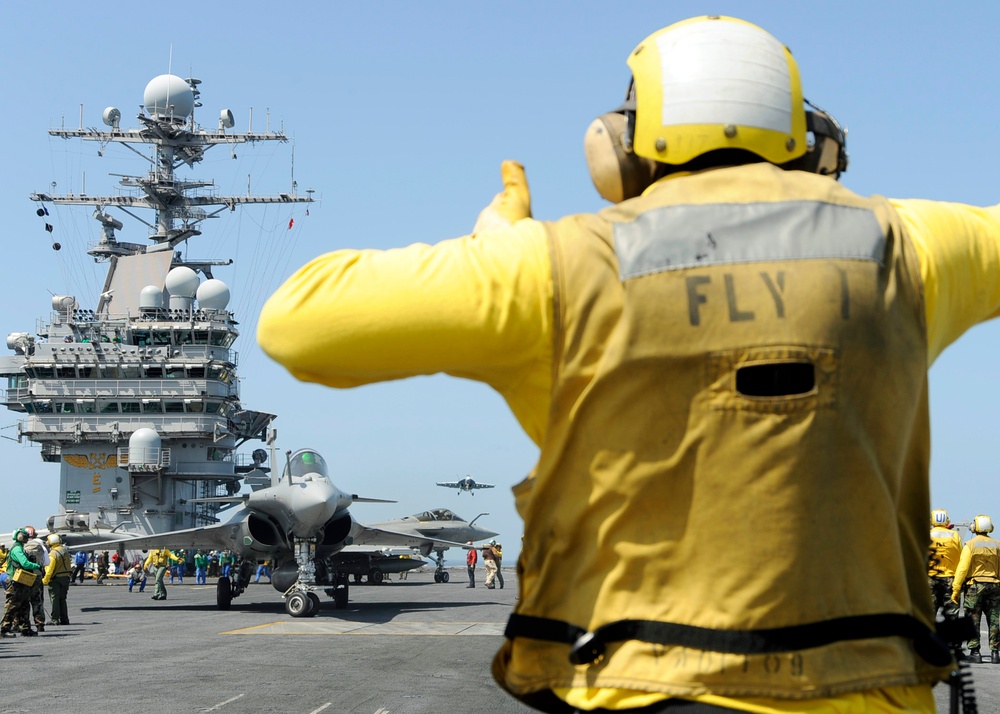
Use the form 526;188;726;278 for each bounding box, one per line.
436;476;495;495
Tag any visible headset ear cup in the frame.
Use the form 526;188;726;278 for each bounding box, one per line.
584;113;658;203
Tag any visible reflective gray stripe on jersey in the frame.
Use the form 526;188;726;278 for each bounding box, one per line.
614;201;886;280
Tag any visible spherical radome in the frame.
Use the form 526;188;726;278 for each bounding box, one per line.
164;266;200;298
196;279;231;310
129;427;162;466
139;285;165;310
143;74;195;119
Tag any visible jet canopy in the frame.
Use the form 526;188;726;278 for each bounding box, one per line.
413;508;462;522
282;449;330;483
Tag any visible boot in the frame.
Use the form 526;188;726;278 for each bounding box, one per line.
992;650;1000;664
964;648;980;662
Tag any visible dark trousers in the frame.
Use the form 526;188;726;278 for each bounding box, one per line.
467;565;475;586
28;580;45;626
1;580;33;632
48;576;70;624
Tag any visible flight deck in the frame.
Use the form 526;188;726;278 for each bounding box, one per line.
4;569;999;713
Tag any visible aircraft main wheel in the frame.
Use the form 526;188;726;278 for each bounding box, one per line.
217;576;232;610
286;591;311;617
440;571;450;583
434;572;442;583
334;585;349;609
307;591;321;617
369;568;384;585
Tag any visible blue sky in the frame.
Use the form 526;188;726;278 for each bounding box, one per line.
2;3;1000;563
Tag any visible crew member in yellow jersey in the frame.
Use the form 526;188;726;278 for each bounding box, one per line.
257;15;1000;713
929;509;963;618
952;515;1000;664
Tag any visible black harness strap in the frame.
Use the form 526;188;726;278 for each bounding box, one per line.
505;612;953;667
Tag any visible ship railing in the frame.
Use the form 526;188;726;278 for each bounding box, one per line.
25;378;232;399
19;414;227;438
116;446;171;470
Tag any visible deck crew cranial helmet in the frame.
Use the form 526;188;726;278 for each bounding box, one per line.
12;528;27;543
46;533;61;546
973;515;995;535
931;509;951;528
584;15;847;203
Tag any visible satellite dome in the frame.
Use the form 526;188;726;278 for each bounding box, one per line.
164;266;199;298
129;427;162;467
139;285;165;310
143;74;195;120
196;279;231;311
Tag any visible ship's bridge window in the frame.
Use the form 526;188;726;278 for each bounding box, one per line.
186;365;205;379
164;365;184;379
176;331;194;345
56;402;75;414
7;375;26;388
56;366;76;379
77;400;96;414
142;400;161;414
78;366;99;379
119;365;140;379
28;365;54;379
204;401;223;414
28;400;52;414
100;402;119;414
164;401;184;413
152;331;171;346
192;330;210;345
145;365;163;379
185;399;204;413
208;366;231;384
210;332;235;348
133;330;151;346
120;402;140;414
102;365;121;379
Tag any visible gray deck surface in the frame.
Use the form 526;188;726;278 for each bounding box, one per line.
1;570;996;713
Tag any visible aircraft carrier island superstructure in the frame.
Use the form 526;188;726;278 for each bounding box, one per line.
0;74;312;543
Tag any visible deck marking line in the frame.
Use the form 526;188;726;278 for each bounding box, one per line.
204;693;246;711
307;703;332;714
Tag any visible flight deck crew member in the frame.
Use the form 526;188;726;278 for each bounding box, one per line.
466;541;478;588
71;550;87;584
257;14;1000;712
1;529;43;636
22;526;49;632
952;515;1000;664
482;540;498;589
929;508;962;618
42;534;72;625
144;547;183;601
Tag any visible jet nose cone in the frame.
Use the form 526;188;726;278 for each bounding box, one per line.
289;480;341;535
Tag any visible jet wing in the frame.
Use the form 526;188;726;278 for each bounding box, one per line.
435;481;460;488
349;524;472;551
67;522;241;553
474;483;495;489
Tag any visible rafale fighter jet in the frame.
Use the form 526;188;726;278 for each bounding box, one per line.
81;448;473;617
346;507;498;583
436;476;495;495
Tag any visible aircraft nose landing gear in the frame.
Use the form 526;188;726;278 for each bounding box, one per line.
432;548;450;583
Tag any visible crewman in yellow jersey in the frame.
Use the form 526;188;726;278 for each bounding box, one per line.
257;15;1000;713
952;515;1000;664
929;508;963;618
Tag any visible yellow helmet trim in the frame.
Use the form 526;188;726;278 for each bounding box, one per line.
626;16;807;166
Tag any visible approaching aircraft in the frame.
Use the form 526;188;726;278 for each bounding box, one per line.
436;476;495;495
81;448;475;617
351;508;498;582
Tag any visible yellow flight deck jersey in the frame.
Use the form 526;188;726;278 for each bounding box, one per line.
928;526;962;578
952;534;1000;600
258;164;1000;713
